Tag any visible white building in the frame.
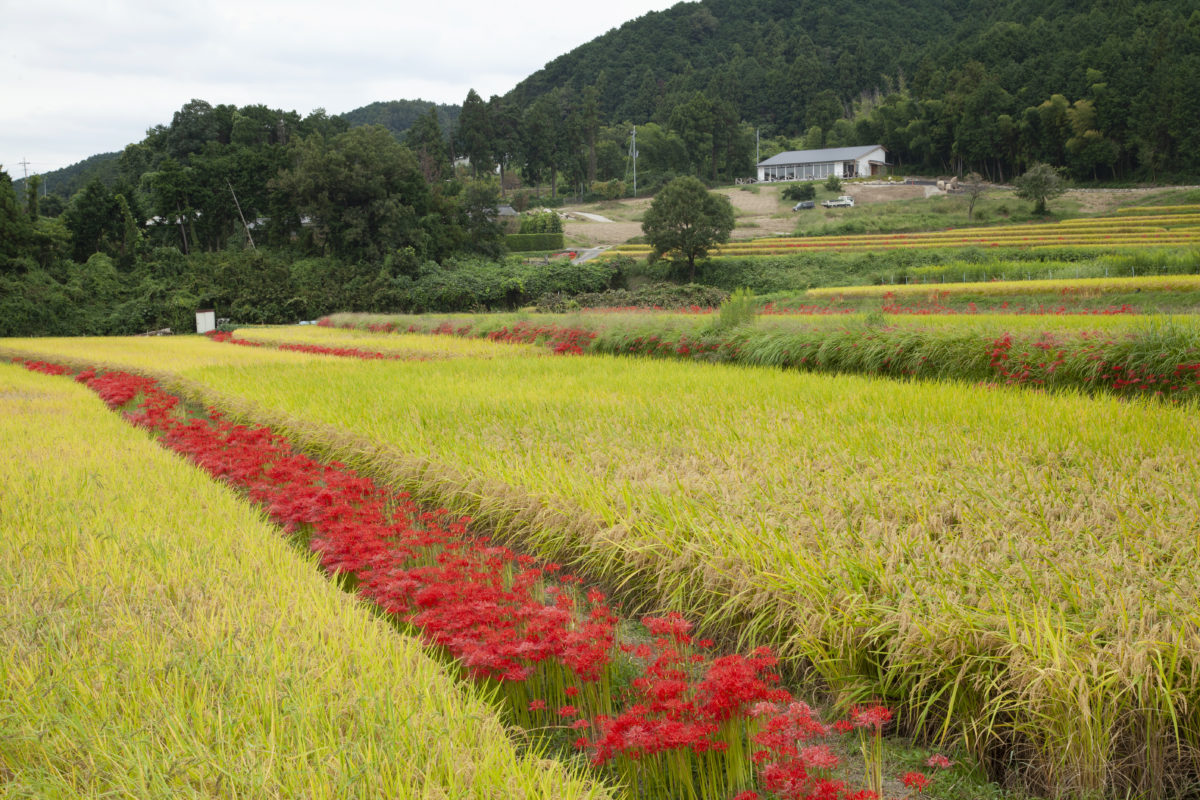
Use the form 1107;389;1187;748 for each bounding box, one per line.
756;145;889;182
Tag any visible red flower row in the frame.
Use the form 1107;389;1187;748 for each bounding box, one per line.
208;330;422;361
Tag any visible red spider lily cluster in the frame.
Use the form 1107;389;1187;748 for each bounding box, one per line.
482;322;597;355
986;331;1200;395
13;358;72;375
17;355;961;799
207;331;421;361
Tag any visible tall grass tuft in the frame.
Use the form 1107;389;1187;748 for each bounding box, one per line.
714;288;759;331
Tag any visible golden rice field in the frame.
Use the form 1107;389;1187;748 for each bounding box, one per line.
0;360;607;799
3;332;1198;798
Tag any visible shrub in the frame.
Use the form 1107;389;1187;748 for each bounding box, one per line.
782;184;816;202
590;179;626;200
518;211;563;234
824;174;842;192
505;233;564;252
407;256;619;312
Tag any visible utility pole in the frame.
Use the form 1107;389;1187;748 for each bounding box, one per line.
227;179;256;250
629;127;638;197
756;128;759;164
18;157;30;179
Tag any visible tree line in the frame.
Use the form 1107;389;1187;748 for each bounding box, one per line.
0;99;623;337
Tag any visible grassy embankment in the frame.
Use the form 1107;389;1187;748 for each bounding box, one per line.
320;300;1200;404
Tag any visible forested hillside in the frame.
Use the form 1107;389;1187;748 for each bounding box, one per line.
505;0;1200;181
12;151;120;206
340;99;461;140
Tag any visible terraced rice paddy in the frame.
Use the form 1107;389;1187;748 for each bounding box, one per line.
610;209;1200;257
4;325;1198;798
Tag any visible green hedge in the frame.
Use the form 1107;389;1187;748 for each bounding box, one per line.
505;233;565;252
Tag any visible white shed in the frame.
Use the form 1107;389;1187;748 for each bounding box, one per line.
757;145;889;182
195;309;216;335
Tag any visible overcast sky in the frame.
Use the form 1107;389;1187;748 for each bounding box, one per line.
1;0;682;178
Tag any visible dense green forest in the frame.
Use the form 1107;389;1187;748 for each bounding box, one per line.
12;151;122;207
0;99;620;336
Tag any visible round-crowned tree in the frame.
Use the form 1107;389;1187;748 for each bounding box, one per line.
641;176;735;282
1013;163;1065;214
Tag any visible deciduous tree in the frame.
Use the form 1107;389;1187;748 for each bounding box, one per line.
1013;163;1065;214
273;125;436;263
642;176;734;281
961;172;986;221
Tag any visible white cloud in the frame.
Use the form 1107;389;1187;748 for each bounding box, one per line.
1;0;683;175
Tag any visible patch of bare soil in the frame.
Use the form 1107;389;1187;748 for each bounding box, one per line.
1063;188;1167;214
563;220;644;247
718;186;788;215
846;184;927;203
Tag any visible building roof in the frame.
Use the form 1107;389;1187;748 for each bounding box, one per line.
757;145;886;167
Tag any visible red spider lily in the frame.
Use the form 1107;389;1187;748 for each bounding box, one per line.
696;654;789;722
925;753;953;769
801;745;840;772
849;705;893;730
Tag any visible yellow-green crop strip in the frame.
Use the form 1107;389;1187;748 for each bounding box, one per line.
4;335;1199;796
0;334;318;373
806;274;1200;298
234;325;539;357
0;362;608;799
